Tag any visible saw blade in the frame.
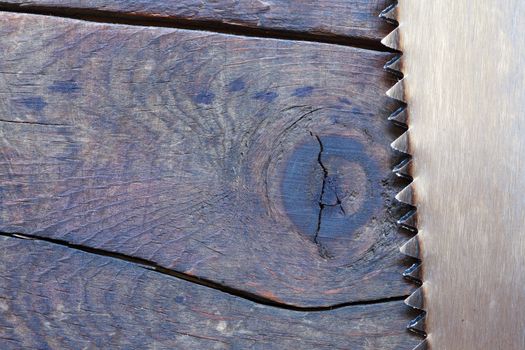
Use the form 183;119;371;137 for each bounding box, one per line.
382;1;525;349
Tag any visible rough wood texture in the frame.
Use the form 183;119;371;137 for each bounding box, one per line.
0;12;409;307
0;0;394;42
397;0;525;349
0;236;419;349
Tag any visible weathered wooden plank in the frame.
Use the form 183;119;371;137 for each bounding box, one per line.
0;236;419;349
0;13;409;307
0;0;394;42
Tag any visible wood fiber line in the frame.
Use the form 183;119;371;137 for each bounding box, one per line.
0;236;421;349
0;12;410;307
0;0;395;45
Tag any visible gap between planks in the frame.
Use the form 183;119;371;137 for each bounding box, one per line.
0;3;393;52
0;231;408;312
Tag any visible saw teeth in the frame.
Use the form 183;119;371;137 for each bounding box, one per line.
389;106;408;126
398;210;417;231
393;158;412;179
408;313;426;335
412;340;428;350
403;263;422;283
381;27;400;50
379;3;398;22
400;235;420;259
381;2;427;344
405;287;424;310
395;183;414;205
391;131;409;154
385;55;403;74
386;79;405;102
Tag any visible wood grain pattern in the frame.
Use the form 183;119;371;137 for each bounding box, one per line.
0;12;410;307
0;0;394;42
397;0;525;348
0;236;420;349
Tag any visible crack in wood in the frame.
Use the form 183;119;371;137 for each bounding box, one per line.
0;118;69;126
0;231;408;311
313;134;331;259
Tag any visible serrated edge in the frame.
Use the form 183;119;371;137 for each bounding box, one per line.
381;27;400;50
393;158;412;179
400;235;420;258
381;2;427;348
389;106;408;126
408;313;426;335
397;209;417;231
405;286;424;309
403;263;422;283
380;3;398;22
385;55;403;73
391;131;410;154
395;183;414;205
386;79;405;102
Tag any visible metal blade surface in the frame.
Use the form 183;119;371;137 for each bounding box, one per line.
394;0;525;349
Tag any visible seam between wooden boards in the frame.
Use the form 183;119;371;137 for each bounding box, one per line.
0;3;394;52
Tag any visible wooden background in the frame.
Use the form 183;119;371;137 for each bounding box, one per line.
0;1;420;348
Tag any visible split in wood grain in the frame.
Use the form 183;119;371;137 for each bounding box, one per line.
0;231;408;311
0;235;421;349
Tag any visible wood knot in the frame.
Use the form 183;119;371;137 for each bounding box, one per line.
281;135;382;257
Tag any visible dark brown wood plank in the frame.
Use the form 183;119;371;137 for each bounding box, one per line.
0;236;419;349
0;12;409;307
0;0;394;43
